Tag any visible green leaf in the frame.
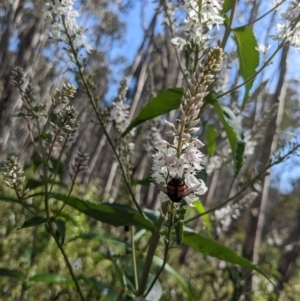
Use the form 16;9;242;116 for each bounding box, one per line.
122;88;183;137
18;216;47;229
182;229;271;282
233;27;259;108
52;194;155;231
209;95;245;177
145;274;162;301
175;221;184;248
195;169;207;182
192;200;211;234
0;195;19;203
153;257;193;301
174;202;188;247
206;124;218;160
55;219;66;245
29;273;73;285
222;0;234;13
0;268;25;281
143;208;160;225
70;231;126;247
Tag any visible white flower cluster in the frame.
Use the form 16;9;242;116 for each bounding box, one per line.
110;80;131;133
214;192;258;237
171;0;224;49
152;130;208;205
152;46;224;206
272;1;300;50
2;156;25;192
110;80;135;172
143;119;163;152
44;0;92;52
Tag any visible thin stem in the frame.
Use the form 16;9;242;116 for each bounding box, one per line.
14;188;38;216
160;0;186;76
36;118;52;221
54;175;76;218
220;0;237;49
52;233;85;301
62;17;145;218
217;39;285;99
130;226;139;292
233;0;286;31
137;205;167;296
48;135;70;195
185;141;300;223
144;208;173;298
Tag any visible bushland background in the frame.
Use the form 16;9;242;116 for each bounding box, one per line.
1;1;300;300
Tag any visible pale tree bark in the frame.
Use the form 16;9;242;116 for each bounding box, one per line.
241;44;289;299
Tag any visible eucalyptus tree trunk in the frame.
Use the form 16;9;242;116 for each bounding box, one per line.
241;44;289;299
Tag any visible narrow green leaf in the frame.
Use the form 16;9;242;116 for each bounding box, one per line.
183;229;271;282
29;273;73;285
175;222;184;248
0;195;19;203
143;208;160;225
153;256;193;301
55;219;66;245
209;96;245;177
174;202;188;247
122;88;183;137
145;274;162;301
18;216;47;229
206;124;218;159
70;231;126;247
192;200;211;234
0;268;25;281
233;27;259;108
52;194;155;231
222;0;234;13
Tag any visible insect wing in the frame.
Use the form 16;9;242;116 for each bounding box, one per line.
151;178;168;194
181;183;202;197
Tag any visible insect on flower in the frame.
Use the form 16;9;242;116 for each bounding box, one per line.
154;175;202;203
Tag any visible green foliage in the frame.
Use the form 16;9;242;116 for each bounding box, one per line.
18;216;47;229
52;193;155;231
207;93;245;177
29;273;74;285
0;268;25;281
233;27;259;108
182;229;271;282
122;88;183;137
192;200;211;235
206;124;218;160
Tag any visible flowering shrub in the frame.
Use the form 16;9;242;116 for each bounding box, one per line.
1;0;300;300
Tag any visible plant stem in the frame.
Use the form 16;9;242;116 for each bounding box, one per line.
184;141;300;223
35;118;52;221
144;208;174;298
62;17;145;218
130;226;139;292
217;39;285;99
136;205;167;296
53;234;85;301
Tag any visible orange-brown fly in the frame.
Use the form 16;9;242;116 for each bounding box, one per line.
154;174;201;203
